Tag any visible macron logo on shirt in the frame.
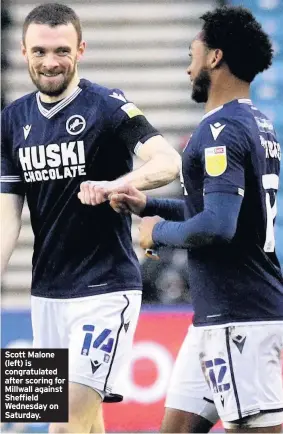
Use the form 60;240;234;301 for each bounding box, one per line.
23;125;32;140
210;123;226;141
109;92;127;103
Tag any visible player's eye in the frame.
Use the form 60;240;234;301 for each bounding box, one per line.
57;49;70;56
33;50;45;57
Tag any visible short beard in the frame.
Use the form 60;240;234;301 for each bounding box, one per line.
191;68;211;103
28;64;76;97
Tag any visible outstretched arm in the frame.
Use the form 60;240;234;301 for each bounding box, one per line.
116;135;181;190
141;197;185;221
108;185;185;221
139;192;242;250
78;136;181;206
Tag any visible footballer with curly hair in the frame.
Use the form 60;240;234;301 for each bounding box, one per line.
110;5;283;433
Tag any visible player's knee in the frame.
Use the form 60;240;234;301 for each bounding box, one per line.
49;411;96;434
90;403;105;433
48;421;85;434
48;424;63;434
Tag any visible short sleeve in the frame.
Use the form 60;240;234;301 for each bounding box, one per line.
104;89;160;153
1;108;25;195
199;118;249;196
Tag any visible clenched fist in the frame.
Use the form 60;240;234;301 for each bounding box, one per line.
78;181;112;206
109;185;146;215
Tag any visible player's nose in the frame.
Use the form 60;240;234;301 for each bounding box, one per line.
42;53;60;70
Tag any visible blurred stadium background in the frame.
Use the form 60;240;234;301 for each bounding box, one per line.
1;0;283;432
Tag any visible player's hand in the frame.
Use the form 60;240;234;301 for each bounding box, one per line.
78;181;110;205
139;216;163;250
109;185;146;215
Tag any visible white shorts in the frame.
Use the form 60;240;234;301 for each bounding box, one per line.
31;291;141;399
165;325;219;424
165;323;283;427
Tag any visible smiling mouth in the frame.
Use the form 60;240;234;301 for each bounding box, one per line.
40;72;62;77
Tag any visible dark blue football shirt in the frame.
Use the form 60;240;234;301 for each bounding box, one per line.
147;98;283;325
181;98;283;325
1;79;160;298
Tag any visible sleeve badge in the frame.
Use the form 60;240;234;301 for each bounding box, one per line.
205;146;227;177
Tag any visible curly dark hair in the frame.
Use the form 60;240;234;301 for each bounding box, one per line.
23;3;82;46
200;6;273;83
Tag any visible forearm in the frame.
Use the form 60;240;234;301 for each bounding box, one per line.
114;153;181;190
152;210;228;248
141;197;185;221
152;193;242;249
0;193;23;274
1;221;21;274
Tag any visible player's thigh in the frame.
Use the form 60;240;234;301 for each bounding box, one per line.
200;323;283;428
68;382;102;424
164;325;219;429
49;382;102;433
66;291;141;399
161;408;214;433
31;296;66;348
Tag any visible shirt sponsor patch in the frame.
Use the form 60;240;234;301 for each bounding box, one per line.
205;146;227;177
121;103;143;118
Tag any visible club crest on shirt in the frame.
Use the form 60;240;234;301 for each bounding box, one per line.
205;146;227;177
66;115;86;135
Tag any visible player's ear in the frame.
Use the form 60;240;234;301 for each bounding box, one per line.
21;41;28;62
77;40;86;61
209;48;224;70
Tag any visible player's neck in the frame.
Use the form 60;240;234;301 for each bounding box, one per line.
205;76;250;114
39;75;80;103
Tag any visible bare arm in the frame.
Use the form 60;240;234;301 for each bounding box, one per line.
117;135;181;190
1;193;24;274
78;135;181;205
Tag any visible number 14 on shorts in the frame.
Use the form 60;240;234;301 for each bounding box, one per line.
81;325;114;356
